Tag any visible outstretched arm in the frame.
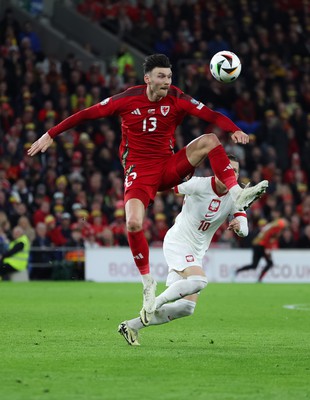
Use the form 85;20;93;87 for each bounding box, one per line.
28;102;110;156
27;132;53;156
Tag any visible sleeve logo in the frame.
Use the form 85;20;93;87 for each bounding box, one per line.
190;98;199;105
100;97;110;105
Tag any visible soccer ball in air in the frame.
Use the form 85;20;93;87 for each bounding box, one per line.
210;51;241;83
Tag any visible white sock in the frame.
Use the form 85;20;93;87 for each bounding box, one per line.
229;184;242;201
128;299;196;331
155;275;207;309
141;273;154;287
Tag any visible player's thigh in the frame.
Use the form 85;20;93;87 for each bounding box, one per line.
124;164;162;208
159;148;195;191
178;265;206;278
184;294;199;303
186;133;220;167
163;239;203;274
125;198;145;228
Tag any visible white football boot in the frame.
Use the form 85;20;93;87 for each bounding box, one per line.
235;180;268;210
118;321;140;346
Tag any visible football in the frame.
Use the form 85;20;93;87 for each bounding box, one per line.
210;51;242;83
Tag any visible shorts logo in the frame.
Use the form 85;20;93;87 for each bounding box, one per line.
100;97;110;105
186;255;194;262
161;106;170;116
124;171;137;188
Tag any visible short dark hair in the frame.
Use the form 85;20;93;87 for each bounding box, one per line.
143;54;172;74
227;153;239;163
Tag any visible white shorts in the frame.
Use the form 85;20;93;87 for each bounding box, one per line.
163;240;203;287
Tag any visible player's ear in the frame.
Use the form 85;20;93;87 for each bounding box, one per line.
144;74;150;84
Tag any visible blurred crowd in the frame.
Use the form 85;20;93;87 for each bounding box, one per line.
0;0;310;266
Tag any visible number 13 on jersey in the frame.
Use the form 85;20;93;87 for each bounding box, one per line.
143;117;157;132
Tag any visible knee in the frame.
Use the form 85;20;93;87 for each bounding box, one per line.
179;300;196;317
126;217;143;232
188;275;208;292
199;133;220;152
196;280;208;292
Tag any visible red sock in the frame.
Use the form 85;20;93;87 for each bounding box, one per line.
208;145;238;190
127;230;150;275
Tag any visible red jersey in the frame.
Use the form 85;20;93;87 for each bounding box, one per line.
253;219;287;248
48;85;240;167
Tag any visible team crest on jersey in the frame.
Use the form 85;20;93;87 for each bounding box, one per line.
100;97;110;105
186;255;194;262
160;106;170;116
208;199;221;212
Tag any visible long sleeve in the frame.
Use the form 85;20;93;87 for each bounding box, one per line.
48;103;105;138
234;213;248;237
3;242;24;258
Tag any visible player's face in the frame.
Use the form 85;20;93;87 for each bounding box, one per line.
144;67;172;101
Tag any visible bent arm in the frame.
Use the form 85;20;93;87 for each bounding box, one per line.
228;212;248;237
2;242;24;259
179;94;248;144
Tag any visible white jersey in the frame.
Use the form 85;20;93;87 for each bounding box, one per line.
164;176;247;261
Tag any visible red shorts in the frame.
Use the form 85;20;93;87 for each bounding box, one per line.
124;148;195;208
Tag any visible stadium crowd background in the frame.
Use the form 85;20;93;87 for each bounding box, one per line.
0;0;309;278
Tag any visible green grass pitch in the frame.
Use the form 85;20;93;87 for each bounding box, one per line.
0;281;309;400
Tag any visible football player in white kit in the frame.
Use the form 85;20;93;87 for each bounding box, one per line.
118;154;249;345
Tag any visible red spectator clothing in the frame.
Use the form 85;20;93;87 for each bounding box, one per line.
151;223;169;242
32;209;49;226
283;167;308;185
47;85;240;168
6;164;21;181
85;71;105;87
38;108;58;122
81;222;93;239
109;221;126;236
91;224;105;237
89;214;109;226
234;97;256;123
252;219;287;249
47;226;67;246
109;220;126;245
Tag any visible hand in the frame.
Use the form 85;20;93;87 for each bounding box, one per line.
227;218;241;233
231;130;249;144
27;132;54;156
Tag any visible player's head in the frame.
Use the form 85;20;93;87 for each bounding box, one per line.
143;54;172;74
227;154;240;176
144;54;172;101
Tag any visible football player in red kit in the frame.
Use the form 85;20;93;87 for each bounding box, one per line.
235;218;288;282
28;54;268;324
